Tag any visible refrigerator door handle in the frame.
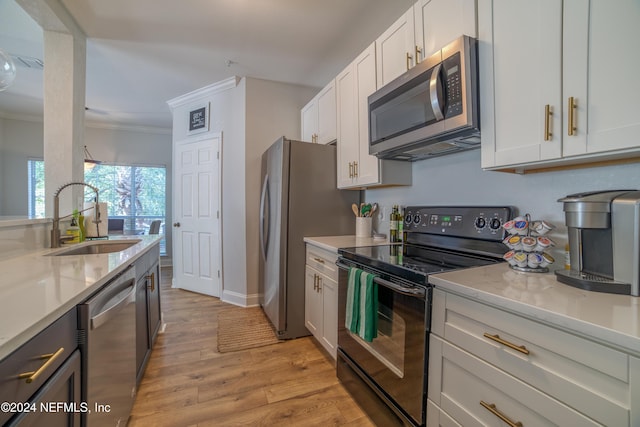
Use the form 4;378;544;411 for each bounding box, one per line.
259;174;270;261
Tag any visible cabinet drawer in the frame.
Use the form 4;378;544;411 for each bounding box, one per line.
0;308;77;425
429;335;600;427
432;289;632;426
306;245;338;281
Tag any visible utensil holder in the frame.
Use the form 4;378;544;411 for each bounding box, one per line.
355;217;372;238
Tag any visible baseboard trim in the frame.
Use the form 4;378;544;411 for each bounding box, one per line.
221;290;260;308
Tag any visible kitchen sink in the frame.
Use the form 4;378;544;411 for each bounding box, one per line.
48;240;141;256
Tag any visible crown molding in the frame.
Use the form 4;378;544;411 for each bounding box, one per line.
166;76;240;110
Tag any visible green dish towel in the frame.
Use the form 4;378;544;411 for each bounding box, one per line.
358;271;378;342
345;267;378;342
345;267;362;334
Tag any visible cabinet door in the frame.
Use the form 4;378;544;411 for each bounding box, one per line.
301;98;317;143
305;266;322;336
146;262;162;345
316;80;337;144
6;350;81;427
376;8;416;87
414;0;477;61
336;61;358;188
563;0;640;157
354;43;381;187
320;272;338;359
479;0;563;168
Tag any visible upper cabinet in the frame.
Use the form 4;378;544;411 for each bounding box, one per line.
414;0;477;59
480;0;640;171
375;9;416;87
301;79;336;144
336;43;411;189
377;0;477;88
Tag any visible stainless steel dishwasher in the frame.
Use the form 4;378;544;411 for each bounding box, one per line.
79;265;137;427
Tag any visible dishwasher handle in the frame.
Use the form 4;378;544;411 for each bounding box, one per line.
91;281;135;330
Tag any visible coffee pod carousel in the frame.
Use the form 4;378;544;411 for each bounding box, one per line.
502;214;555;273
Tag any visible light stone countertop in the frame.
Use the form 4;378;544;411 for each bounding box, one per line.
0;235;162;361
430;263;640;356
303;235;395;253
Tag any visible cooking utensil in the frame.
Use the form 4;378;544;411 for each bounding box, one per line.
369;203;378;217
361;203;372;217
352;204;360;217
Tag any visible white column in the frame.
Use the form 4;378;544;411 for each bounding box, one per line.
42;30;86;216
17;0;86;217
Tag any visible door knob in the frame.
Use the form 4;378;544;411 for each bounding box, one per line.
173;222;180;227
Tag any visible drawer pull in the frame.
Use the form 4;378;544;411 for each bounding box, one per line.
18;347;65;383
483;333;530;355
313;257;325;264
480;401;523;427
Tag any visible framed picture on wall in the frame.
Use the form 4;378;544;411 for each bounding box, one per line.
188;103;209;135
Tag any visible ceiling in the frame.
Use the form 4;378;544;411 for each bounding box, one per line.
0;0;414;129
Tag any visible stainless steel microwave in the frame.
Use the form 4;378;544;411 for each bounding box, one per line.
369;35;480;161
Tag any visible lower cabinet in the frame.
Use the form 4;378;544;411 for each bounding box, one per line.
428;288;640;426
135;244;162;385
0;309;80;427
5;350;82;427
304;244;339;359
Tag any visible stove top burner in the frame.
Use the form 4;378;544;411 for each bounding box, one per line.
338;243;503;284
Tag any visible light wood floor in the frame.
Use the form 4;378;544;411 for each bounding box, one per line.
129;267;375;426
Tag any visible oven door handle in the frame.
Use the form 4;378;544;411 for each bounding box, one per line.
336;261;426;299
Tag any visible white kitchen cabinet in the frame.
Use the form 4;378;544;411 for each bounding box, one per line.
300;79;336;144
376;0;477;88
428;288;640;426
304;244;339;359
336;43;411;189
414;0;477;61
376;8;416;87
480;0;640;171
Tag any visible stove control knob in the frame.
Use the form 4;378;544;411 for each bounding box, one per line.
489;218;502;231
413;214;421;224
405;213;412;224
474;217;486;230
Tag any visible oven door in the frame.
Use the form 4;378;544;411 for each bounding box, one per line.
336;259;430;426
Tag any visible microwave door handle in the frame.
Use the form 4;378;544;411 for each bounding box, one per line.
429;63;445;121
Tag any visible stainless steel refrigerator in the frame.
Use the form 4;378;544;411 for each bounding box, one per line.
259;136;359;339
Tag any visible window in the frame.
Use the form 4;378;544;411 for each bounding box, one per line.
84;163;167;254
27;159;45;218
27;160;167;255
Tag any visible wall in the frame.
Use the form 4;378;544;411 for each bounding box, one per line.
366;149;640;263
168;77;315;306
0;116;172;256
0;117;43;215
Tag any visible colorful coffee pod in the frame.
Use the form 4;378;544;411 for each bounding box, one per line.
521;236;536;252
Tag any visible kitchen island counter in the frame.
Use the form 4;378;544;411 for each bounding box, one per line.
0;235;162;361
430;263;640;356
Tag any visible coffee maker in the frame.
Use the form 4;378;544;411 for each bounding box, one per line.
556;190;640;296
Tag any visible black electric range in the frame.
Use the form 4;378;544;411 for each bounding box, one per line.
336;206;513;427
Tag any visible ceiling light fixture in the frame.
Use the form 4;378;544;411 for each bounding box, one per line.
0;49;17;91
84;145;102;171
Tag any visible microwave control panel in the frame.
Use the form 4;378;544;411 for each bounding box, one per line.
443;52;463;118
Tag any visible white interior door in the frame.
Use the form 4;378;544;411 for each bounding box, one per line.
172;133;222;297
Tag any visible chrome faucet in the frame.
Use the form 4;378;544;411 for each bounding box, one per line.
51;182;101;248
